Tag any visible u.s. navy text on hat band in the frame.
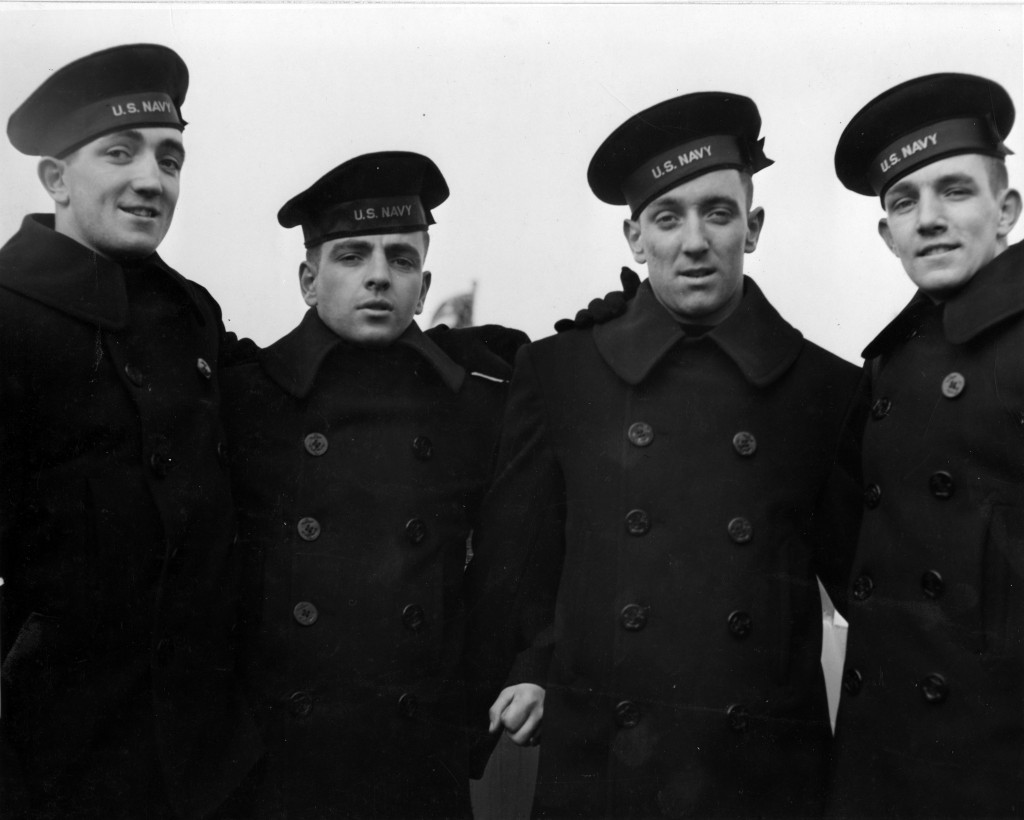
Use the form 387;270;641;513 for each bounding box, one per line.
869;117;1005;195
621;134;745;214
305;196;429;246
51;92;183;156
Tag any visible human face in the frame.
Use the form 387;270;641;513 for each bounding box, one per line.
879;154;1020;299
624;169;764;325
300;232;430;347
47;127;184;259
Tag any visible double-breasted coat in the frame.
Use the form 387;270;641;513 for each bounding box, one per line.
468;277;861;818
0;215;261;819
221;309;526;819
829;239;1024;818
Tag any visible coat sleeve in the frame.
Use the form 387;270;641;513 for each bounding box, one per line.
463;344;567;773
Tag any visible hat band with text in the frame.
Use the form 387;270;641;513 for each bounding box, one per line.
304;196;431;247
54;92;183;157
869;117;1007;195
621;134;745;216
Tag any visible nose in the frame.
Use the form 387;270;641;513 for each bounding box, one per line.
130;154;163;196
680;218;709;257
364;249;391;292
916;190;947;234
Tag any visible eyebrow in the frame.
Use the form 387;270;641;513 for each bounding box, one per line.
384;242;423;261
329;240;374;256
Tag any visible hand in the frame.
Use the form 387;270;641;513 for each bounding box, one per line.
554;267;642;332
488;683;545;746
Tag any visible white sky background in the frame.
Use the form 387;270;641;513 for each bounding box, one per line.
0;2;1021;364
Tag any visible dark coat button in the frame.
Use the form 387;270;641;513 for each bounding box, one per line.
293;601;318;626
929;471;954;499
941;372;965;399
154;637;175;667
627;422;654;447
727;517;753;544
732;431;757;457
852;574;874;601
149;442;174;478
727;704;750;732
124;363;145;387
411;436;433;460
727;610;752;639
842;668;863;696
919;673;948;704
304;433;328;456
297;517;321;541
625;509;650;536
619;603;649;631
922;570;945;599
402;604;425;632
288;691;313;717
615;700;641;729
863;483;882;509
405;518;427;544
871;397;892;419
398;693;418;719
196;357;212;380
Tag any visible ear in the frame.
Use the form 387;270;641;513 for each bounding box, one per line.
37;157;70;206
414;270;432;315
623;218;645;264
996;188;1022;239
744;206;765;253
299;261;318;307
877;218;898;256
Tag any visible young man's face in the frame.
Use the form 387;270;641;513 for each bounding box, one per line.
624;168;764;326
300;231;430;347
879;154;1018;299
50;127;184;259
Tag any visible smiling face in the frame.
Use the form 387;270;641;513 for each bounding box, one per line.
879;154;1021;299
43;127;184;259
300;231;431;347
624;168;764;325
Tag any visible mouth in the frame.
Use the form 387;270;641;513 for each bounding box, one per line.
358;300;394;312
120;206;160;219
678;267;716;279
917;243;960;258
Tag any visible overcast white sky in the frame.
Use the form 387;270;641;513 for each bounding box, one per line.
1;2;1021;363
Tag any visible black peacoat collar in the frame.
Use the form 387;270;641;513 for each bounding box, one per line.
862;238;1024;359
260;307;466;400
0;213;203;329
593;275;804;388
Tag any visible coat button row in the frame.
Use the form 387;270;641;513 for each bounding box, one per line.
297;517;321;541
871;397;892;419
727;517;753;544
842;668;862;695
732;431;757;457
852;574;874;601
619;604;650;631
919;673;949;704
412;435;433;460
288;690;313;717
851;571;944;601
304;432;328;456
293;601;319;626
615;700;641;728
625;509;650;536
402;603;425;632
627;422;654;447
727;610;752;639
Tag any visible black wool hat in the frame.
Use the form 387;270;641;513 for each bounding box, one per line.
7;43;188;158
588;91;773;219
835;73;1015;199
278;151;449;248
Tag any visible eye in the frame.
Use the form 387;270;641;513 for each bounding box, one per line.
653;211;679;228
889;196;915;214
943;186;972;200
391;256;418;270
706;207;735;223
158;156;183;174
105;146;132;161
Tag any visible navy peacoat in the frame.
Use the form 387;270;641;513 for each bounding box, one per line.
0;215;261;819
221;309;527;819
468;277;861;818
829;239;1024;817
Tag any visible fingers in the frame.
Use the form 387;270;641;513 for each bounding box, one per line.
488;688;517;733
505;705;543;746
